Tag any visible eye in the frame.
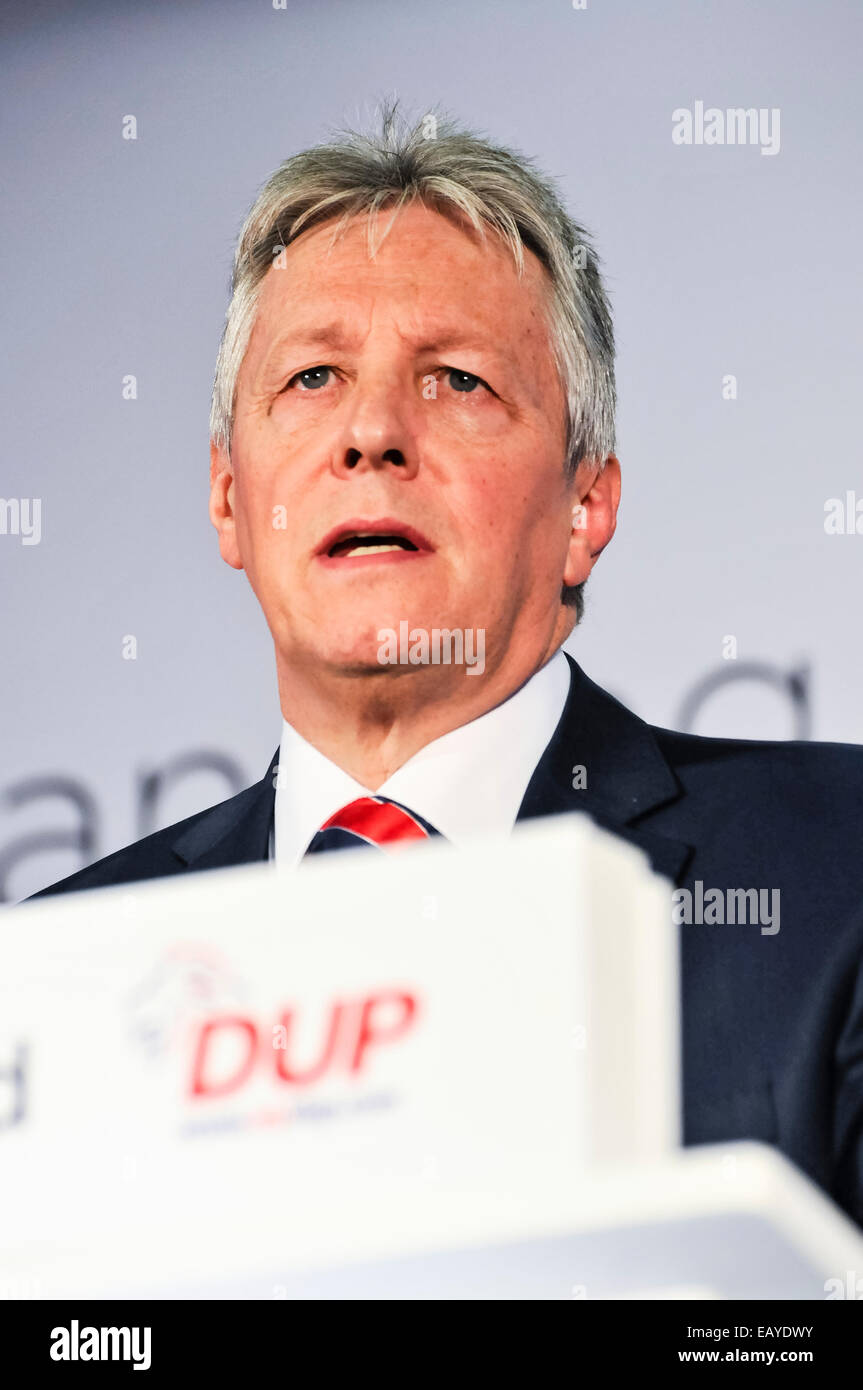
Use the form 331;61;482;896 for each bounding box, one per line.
446;368;484;393
289;366;333;391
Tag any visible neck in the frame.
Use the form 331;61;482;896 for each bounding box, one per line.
275;634;566;790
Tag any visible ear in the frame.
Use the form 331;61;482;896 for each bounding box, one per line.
209;440;244;571
563;454;621;589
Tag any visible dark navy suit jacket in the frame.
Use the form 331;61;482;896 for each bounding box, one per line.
31;655;863;1225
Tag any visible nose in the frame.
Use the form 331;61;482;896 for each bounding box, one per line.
332;371;419;481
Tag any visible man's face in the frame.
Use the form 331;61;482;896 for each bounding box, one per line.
211;203;612;689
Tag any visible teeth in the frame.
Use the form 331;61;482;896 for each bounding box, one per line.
344;543;404;557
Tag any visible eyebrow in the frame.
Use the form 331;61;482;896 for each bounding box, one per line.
263;324;355;358
259;323;511;375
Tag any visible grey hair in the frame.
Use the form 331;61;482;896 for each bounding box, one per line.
210;103;616;621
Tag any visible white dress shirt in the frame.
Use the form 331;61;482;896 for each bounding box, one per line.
271;649;572;867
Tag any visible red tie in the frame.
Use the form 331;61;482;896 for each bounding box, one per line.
304;797;441;856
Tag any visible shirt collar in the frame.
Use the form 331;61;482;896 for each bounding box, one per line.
273;650;572;867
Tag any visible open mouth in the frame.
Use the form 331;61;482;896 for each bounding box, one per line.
316;519;432;563
328;533;419;559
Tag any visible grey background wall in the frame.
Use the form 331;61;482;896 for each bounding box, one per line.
2;0;861;899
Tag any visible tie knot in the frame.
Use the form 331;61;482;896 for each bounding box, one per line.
304;796;441;857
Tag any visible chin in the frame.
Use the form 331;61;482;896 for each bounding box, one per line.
313;622;407;674
319;650;412;680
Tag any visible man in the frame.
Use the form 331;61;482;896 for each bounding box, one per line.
33;108;863;1223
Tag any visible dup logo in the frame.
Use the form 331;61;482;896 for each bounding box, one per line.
190;989;419;1098
126;946;420;1126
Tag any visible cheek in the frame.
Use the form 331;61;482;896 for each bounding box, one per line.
444;472;503;556
232;468;287;570
460;456;557;546
470;470;568;591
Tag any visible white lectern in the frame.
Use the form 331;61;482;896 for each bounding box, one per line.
3;814;861;1299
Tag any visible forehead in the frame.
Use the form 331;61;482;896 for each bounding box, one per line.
249;202;554;350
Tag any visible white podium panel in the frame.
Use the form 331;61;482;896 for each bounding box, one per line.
155;1144;863;1301
1;814;679;1298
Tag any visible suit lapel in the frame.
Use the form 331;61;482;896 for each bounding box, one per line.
518;654;694;884
171;749;279;873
